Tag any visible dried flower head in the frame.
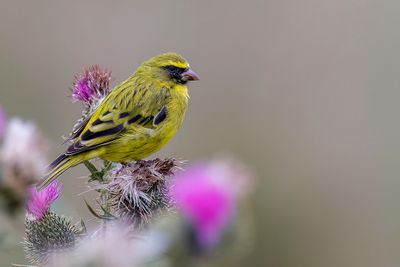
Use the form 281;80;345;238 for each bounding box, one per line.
171;159;252;249
72;65;112;105
0;118;48;197
24;212;83;266
106;158;181;230
27;181;61;220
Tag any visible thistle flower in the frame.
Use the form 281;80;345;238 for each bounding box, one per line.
67;65;112;142
24;181;83;265
0;118;48;199
24;212;83;266
71;65;112;105
170;159;252;249
27;181;61;220
106;158;181;230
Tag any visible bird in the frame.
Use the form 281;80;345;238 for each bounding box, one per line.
37;52;199;190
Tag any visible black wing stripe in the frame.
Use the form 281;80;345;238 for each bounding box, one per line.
92;119;103;126
66;141;89;155
92;118;113;126
119;112;130;119
139;116;154;125
81;124;124;141
62;116;90;144
48;153;68;169
154;106;167;125
128;115;142;124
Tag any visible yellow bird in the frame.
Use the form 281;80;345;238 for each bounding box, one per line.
37;53;199;190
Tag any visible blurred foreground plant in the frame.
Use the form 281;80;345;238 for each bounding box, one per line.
0;106;5;137
0;65;256;267
0;115;48;215
171;160;249;250
23;158;253;267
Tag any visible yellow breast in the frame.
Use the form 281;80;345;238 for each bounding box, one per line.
153;84;189;147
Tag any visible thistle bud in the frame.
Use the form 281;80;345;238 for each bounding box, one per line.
24;212;82;265
24;181;83;265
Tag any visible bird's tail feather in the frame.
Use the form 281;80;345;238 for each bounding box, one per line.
36;154;79;190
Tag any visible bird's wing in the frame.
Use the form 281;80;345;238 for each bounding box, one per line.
65;85;170;156
62;115;91;144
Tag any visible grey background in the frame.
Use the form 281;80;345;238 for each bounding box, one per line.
1;0;400;266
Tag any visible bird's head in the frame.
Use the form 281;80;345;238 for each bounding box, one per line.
138;52;199;86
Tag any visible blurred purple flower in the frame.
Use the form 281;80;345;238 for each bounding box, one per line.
72;65;112;104
27;181;61;220
0;105;5;137
171;160;249;249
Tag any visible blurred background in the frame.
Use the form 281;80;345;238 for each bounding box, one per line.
1;0;400;266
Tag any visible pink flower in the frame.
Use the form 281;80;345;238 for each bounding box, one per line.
27;181;62;220
0;106;6;137
72;65;112;104
73;77;92;102
171;161;247;248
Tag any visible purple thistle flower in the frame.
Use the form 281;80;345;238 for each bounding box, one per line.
72;77;92;102
67;65;112;143
171;162;241;249
27;181;62;220
0;105;6;137
72;65;112;104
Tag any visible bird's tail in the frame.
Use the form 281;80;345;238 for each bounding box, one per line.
36;154;80;190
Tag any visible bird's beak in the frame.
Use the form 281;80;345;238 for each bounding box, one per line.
181;68;200;81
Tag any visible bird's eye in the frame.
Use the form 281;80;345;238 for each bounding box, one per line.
163;65;186;73
163;65;188;83
164;65;176;71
